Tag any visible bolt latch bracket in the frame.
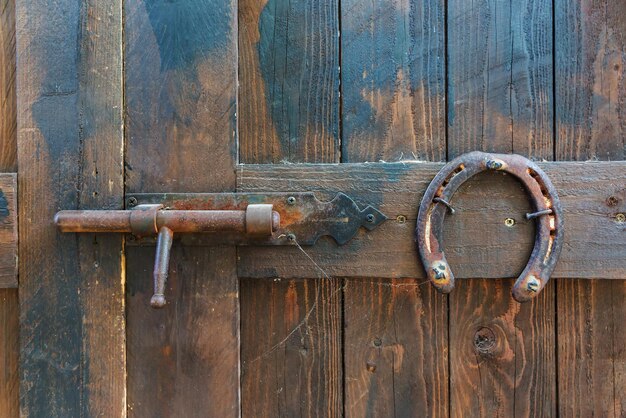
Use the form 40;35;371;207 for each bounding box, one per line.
55;192;386;308
124;192;387;246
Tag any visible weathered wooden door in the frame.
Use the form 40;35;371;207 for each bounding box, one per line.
11;0;625;417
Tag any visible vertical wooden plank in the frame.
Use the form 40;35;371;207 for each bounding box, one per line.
450;280;555;416
16;0;125;416
340;0;448;415
343;280;448;417
557;281;626;417
126;247;239;417
240;278;342;417
447;0;553;159
555;0;625;161
447;0;556;416
555;1;626;415
0;0;15;172
0;1;17;415
124;1;240;416
341;0;446;162
238;0;342;415
239;0;339;163
0;289;17;417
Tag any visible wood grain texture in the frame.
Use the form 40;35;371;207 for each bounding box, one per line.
124;0;237;194
446;1;555;415
126;246;239;417
238;1;342;415
237;161;626;279
0;174;16;288
447;0;553;159
0;3;17;416
238;1;342;414
340;2;448;411
238;0;339;163
556;1;626;414
557;280;626;417
340;0;446;162
240;278;342;417
555;0;626;161
449;279;556;417
0;6;17;290
0;0;15;172
0;289;17;418
0;176;16;416
124;0;240;416
16;0;125;416
343;279;448;417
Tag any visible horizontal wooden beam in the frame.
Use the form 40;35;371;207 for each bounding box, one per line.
237;161;625;280
0;173;16;288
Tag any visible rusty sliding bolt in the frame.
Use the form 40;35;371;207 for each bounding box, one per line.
55;204;279;308
55;206;280;236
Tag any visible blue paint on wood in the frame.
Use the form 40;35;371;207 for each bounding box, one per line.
341;0;446;161
143;0;231;71
20;1;88;414
0;190;9;218
257;0;339;161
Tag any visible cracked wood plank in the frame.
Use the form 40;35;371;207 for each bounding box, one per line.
446;0;556;415
339;0;448;414
0;2;17;415
17;0;125;415
556;1;626;415
124;0;240;416
238;0;342;415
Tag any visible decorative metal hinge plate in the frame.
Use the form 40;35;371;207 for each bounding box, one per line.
126;192;387;246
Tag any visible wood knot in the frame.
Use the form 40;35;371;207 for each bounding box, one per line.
473;327;496;354
366;361;376;372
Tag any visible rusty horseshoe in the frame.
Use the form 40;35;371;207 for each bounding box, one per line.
416;151;564;302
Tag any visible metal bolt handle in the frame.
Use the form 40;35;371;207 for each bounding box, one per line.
415;151;564;302
151;226;173;308
55;204;280;308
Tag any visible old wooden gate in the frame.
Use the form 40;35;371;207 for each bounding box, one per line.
0;0;624;416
